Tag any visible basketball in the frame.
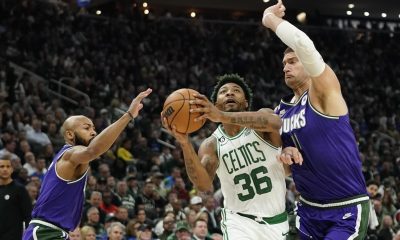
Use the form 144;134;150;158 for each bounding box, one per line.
162;88;206;134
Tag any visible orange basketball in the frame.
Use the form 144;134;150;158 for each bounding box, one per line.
162;88;206;134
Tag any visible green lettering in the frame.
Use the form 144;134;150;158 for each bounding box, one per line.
229;150;239;172
222;154;233;174
252;141;266;162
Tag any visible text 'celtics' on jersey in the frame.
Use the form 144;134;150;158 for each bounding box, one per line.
213;126;286;217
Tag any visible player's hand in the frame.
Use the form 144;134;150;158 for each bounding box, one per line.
161;114;190;144
189;93;224;123
262;0;286;29
127;88;152;118
277;146;303;165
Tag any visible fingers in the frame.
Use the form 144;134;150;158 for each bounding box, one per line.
280;147;303;166
136;88;153;100
277;152;294;165
291;151;303;165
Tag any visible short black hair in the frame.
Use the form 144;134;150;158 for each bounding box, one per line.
210;74;253;110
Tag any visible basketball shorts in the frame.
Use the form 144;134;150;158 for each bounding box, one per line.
23;219;69;240
296;199;370;240
220;208;289;240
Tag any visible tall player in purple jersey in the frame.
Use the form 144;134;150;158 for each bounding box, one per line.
23;88;152;240
262;1;370;239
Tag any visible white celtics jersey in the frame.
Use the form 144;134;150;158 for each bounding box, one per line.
213;126;286;217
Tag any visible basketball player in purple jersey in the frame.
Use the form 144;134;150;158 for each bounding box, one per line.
22;88;152;240
262;1;369;239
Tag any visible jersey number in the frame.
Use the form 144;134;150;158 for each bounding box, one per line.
233;166;272;201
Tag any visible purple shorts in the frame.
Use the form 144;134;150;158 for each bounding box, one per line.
296;199;370;240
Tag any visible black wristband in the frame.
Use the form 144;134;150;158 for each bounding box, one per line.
126;111;134;120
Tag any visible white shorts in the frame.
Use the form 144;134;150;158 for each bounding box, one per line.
220;208;289;240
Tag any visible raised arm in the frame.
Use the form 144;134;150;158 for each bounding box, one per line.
63;88;152;165
262;0;347;116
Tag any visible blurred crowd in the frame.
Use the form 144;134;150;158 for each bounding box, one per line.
0;1;399;240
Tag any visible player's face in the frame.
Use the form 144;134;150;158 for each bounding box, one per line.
0;160;13;180
282;52;309;89
215;83;248;112
73;118;97;146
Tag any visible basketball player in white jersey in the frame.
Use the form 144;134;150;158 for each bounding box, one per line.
162;74;302;239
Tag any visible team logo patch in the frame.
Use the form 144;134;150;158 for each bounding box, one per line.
219;136;226;143
244;129;251;136
301;95;308;106
4;194;10;200
279;109;286;117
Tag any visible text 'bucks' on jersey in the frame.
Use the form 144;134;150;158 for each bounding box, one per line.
212;126;285;217
275;91;367;203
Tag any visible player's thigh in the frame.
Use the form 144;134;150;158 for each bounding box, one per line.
325;202;370;240
221;209;289;240
262;220;290;240
221;210;257;240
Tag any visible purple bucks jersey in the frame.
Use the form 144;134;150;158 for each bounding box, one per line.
275;91;367;203
32;145;88;231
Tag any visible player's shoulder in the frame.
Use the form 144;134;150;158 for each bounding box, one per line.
199;135;217;151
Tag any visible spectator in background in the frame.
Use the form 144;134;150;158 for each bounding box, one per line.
106;222;126;240
83;191;106;224
192;219;212;240
30;157;47;181
68;227;81;240
167;221;192;240
23;151;37;175
200;196;220;234
115;206;130;226
188;196;203;215
0;157;32;240
83;207;106;236
100;189;119;216
117;138;135;163
170;177;190;205
115;180;136;215
25;182;38;206
378;215;395;240
136;180;158;220
136;224;154;240
25;118;51;151
126;175;139;197
136;208;154;226
0;139;20;162
157;214;176;240
80;225;96;240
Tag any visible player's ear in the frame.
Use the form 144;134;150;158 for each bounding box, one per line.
245;100;249;110
65;129;75;142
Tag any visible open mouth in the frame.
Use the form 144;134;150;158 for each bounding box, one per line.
224;99;237;105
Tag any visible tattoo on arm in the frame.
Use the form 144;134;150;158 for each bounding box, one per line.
230;116;269;130
185;153;198;182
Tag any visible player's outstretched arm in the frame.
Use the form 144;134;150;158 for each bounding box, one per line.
262;0;347;116
64;88;152;165
190;93;281;132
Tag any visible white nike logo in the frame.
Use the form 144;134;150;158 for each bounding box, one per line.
342;213;353;219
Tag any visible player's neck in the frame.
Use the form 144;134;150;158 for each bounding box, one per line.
291;80;310;102
221;124;243;137
0;178;13;186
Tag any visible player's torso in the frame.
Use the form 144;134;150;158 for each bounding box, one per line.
213;126;286;216
275;91;367;202
32;145;88;231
